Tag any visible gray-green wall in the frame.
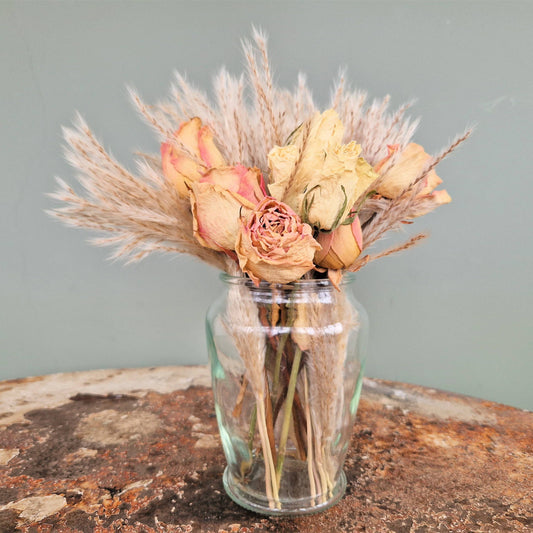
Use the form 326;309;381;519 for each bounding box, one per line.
1;1;532;409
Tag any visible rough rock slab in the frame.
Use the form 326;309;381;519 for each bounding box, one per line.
0;366;531;533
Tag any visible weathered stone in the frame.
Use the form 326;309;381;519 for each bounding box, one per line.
75;408;161;446
0;448;18;465
0;365;211;428
1;495;66;523
194;434;220;449
0;365;531;532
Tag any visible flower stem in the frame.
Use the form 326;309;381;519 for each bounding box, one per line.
264;373;277;466
248;404;257;452
275;345;303;486
232;377;248;418
272;334;288;392
273;304;296;393
303;368;317;506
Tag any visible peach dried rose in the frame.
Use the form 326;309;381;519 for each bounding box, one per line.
314;216;363;270
268;110;377;230
374;144;400;174
408;189;452;218
190;165;265;251
375;143;451;217
376;143;444;199
161;117;225;197
235;197;321;285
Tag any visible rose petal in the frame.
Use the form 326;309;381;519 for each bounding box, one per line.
190;182;256;251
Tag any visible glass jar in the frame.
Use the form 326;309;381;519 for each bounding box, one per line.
206;273;368;516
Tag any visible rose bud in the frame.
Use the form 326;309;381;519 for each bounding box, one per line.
314;216;363;270
161;117;226;197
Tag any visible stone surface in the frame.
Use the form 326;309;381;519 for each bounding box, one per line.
1;495;67;523
0;450;19;466
0;365;531;532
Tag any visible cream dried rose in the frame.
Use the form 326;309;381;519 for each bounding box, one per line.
161;117;226;197
235;197;321;285
268;110;377;231
190;165;265;251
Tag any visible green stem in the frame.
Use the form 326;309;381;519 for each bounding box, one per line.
275;345;303;486
248;404;257;452
272;305;296;392
273;334;288;392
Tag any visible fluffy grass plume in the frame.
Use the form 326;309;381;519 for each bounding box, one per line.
49;27;469;272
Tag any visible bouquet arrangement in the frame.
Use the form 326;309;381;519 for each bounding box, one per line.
50;31;469;514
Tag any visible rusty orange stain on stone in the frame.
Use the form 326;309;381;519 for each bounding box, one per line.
0;371;531;532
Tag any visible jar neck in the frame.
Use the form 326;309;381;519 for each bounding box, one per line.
220;273;356;293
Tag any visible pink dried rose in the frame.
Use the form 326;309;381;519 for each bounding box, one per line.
190;165;266;251
314;216;363;270
235;197;321;285
161;117;226;197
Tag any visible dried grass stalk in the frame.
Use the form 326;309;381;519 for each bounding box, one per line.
224;284;280;508
293;287;358;499
48;115;228;269
350;233;428;272
128;29;318;173
302;367;318;505
352;128;472;267
51;30;462;273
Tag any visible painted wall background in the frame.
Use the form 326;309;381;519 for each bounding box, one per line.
1;1;532;409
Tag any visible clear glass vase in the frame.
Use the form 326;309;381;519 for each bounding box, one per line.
206;273;368;516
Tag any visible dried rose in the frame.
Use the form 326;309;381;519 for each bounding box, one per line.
235;197;321;285
376;143;444;199
161;117;226;197
268;109;377;231
314;216;363;270
407;189;452;218
374;144;400;174
189;165;265;251
374;143;451;217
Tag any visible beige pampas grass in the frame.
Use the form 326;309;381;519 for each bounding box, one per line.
45;27;471;514
349;129;472;271
292;285;358;501
50;28;463;272
329;73;419;166
48;115;229;270
224;283;280;508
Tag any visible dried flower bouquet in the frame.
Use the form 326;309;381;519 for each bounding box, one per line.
50;30;469;513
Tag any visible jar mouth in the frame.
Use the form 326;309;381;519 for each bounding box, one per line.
220;272;356;289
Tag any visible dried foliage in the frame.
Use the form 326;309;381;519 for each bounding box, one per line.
296;287;358;497
48;115;229;270
49;27;469;273
47;29;471;512
224;283;280;508
350;128;472;271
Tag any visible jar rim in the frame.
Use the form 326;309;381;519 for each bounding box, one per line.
219;272;356;289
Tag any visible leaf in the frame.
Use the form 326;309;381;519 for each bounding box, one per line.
342;189;377;225
329;185;348;231
284;123;303;146
301;184;320;225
